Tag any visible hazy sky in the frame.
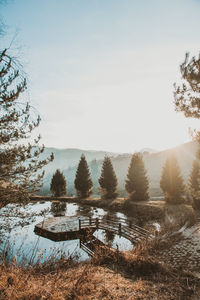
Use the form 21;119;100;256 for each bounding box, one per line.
1;0;200;152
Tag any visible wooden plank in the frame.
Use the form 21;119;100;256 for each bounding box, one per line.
34;216;153;245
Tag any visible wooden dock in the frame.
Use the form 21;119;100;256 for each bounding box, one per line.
34;216;153;244
34;216;96;241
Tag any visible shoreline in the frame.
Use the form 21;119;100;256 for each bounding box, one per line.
30;195;165;221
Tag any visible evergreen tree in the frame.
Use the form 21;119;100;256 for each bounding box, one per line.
160;154;185;204
174;52;200;120
189;149;200;209
125;153;149;201
0;49;53;207
50;169;66;197
173;52;200;207
74;154;93;198
99;156;118;199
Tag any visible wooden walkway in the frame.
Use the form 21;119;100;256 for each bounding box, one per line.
79;236;106;257
79;216;152;244
34;216;96;241
34;215;153;245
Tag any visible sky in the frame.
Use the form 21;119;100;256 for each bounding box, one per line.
1;0;200;153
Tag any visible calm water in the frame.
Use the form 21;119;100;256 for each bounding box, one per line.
0;201;134;264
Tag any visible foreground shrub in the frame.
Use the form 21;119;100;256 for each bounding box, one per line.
189;149;200;209
164;204;196;228
0;240;199;300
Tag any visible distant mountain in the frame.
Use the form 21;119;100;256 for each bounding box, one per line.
39;148;118;174
144;140;199;196
39;141;199;197
39;148;119;194
139;148;157;154
112;140;199;197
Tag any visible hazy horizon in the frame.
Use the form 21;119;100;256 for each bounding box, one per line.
42;139;195;155
1;0;200;152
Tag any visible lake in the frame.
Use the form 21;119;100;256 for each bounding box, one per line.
0;201;137;264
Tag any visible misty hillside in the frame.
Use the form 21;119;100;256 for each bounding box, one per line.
39;148;118;174
39;141;199;197
110;140;199;196
39;148;119;194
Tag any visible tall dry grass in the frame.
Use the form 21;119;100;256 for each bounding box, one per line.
0;203;200;299
1;241;199;299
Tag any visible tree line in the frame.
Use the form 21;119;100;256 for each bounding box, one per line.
50;150;200;208
49;52;200;208
1;26;200;210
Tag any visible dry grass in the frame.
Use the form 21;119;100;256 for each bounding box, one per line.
0;241;200;300
164;204;196;228
0;199;199;299
0;262;197;300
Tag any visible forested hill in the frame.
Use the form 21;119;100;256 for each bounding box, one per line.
39;148;119;174
39;141;199;197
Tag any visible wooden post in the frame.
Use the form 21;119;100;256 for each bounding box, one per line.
79;219;81;231
129;220;132;228
96;217;99;229
118;223;121;236
79;239;82;248
89;216;92;226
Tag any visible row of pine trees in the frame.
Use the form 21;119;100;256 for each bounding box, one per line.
50;151;200;207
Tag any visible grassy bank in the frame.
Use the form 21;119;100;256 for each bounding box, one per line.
0;202;199;299
30;195;166;221
31;195;197;225
0;242;199;299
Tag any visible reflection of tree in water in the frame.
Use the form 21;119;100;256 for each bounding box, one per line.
51;201;66;217
103;210;117;221
90;159;101;196
76;205;92;218
104;229;115;247
102;211;117;246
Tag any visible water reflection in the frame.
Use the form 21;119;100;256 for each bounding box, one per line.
0;201;136;263
76;204;92;218
102;211;117;246
104;230;115;247
51;201;66;217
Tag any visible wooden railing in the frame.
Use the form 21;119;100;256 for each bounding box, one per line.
78;216;153;244
80;240;94;256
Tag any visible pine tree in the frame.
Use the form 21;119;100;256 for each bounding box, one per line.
189;149;200;209
0;49;54;207
125;153;149;201
50;169;66;197
160;154;185;204
173;52;200;207
74;154;93;198
174;52;200;120
99;156;118;199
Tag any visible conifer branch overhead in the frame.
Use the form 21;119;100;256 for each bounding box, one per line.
0;48;54;206
174;52;200;119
